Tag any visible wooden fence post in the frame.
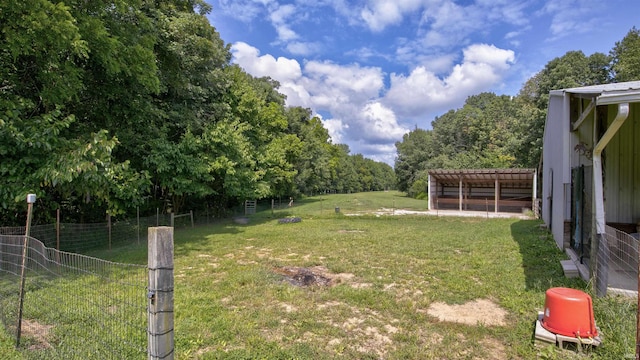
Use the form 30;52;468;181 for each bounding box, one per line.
137;207;140;246
107;214;112;250
56;208;60;252
148;227;174;360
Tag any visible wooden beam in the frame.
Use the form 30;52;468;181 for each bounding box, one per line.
572;101;595;132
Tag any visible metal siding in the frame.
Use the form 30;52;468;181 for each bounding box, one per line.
605;105;621;221
601;103;640;224
634;105;640;220
543;93;569;248
619;107;634;223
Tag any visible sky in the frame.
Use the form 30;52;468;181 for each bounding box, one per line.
206;0;640;165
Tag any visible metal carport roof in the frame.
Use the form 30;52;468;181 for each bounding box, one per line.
428;169;536;188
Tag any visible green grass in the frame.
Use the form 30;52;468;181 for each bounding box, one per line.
1;191;636;359
254;190;429;217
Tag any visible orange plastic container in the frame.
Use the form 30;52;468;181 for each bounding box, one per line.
541;287;598;338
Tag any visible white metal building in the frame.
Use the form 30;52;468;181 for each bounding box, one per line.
541;81;640;295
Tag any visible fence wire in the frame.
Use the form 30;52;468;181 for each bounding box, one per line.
600;225;639;295
0;214;185;253
0;235;147;359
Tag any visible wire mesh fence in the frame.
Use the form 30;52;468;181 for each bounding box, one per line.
0;210;208;254
0;234;148;359
599;225;639;295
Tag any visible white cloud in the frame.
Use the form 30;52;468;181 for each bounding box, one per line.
540;0;603;39
231;42;302;82
322;118;348;144
307;62;383;93
463;43;514;70
217;0;276;22
232;40;516;162
384;44;515;117
270;4;299;42
286;41;322;56
361;0;425;32
360;102;409;142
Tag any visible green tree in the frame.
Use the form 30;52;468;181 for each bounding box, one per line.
0;0;149;223
394;129;433;192
610;27;640;82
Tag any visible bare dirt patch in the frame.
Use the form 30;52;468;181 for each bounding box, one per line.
479;337;508;360
272;266;356;287
426;299;508;326
21;319;54;350
318;302;401;358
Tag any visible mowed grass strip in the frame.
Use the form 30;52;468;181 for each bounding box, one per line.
1;192;636;359
171;202;633;359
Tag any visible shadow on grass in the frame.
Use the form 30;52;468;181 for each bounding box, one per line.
510;220;586;292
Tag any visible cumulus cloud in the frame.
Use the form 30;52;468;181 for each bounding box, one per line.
230;42;410;157
384;44;515;117
359;102;409;143
322;117;347;144
231;39;516;161
232;42;302;82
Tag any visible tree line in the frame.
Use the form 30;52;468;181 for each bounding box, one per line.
0;0;395;225
395;27;640;198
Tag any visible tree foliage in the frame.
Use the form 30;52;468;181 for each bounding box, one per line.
610;27;640;82
0;0;394;225
395;31;638;197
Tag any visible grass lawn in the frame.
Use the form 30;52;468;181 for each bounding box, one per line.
0;191;636;359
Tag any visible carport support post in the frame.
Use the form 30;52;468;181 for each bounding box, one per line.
458;177;463;211
494;177;499;213
148;227;174;360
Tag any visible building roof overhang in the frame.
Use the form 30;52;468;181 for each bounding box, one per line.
428;169;536;188
549;81;640;105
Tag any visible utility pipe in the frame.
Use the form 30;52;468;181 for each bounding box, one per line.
592;103;629;234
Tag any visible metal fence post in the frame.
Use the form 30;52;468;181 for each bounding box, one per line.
16;193;36;348
148;227;174;360
594;233;609;297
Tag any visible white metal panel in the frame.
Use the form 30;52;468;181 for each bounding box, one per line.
634;105;640;221
605;103;640;224
543;93;569;249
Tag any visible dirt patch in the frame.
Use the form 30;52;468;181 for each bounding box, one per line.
21;319;53;350
272;266;355;287
479;337;508;360
426;299;508;326
318;303;400;358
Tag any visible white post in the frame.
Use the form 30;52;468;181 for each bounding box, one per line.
16;193;36;348
148;227;174;360
532;169;537;215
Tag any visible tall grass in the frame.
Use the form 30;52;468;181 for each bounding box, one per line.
0;191;636;359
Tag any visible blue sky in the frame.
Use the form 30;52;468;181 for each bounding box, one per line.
206;0;639;165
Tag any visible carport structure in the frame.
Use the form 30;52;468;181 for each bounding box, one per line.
427;169;537;214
